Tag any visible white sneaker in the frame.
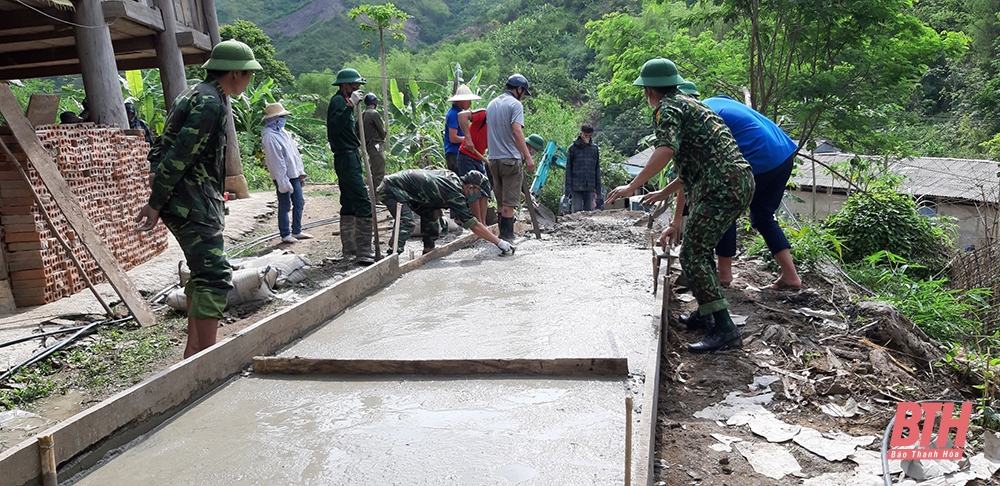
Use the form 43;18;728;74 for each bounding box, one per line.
281;235;297;244
292;232;314;240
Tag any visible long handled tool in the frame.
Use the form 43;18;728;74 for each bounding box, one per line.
354;100;382;261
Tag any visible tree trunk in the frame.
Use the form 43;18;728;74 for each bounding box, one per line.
379;29;390;154
202;0;250;198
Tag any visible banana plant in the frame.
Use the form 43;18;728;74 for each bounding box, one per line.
386;77;448;170
121;69;166;134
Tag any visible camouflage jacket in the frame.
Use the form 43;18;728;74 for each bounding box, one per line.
653;94;751;205
147;80;227;227
381;170;478;229
326;92;360;152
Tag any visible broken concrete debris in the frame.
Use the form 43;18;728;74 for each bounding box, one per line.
735;440;802;480
694;375;998;485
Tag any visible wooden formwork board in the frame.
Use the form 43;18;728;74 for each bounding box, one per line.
252;357;629;377
0;256;401;486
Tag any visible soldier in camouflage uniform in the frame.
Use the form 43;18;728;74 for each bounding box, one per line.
378;169;515;256
362;93;387;189
327;68;376;264
606;58;754;353
135;39;261;359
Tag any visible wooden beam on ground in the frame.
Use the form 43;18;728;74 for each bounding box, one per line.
252;357;629;377
634;276;670;486
0;82;155;326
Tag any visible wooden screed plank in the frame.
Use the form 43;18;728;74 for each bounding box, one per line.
252;357;629;377
0;83;155;326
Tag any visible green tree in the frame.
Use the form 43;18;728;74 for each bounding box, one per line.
219;20;294;86
349;3;410;144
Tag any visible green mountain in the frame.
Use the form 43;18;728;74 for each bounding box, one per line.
216;0;638;77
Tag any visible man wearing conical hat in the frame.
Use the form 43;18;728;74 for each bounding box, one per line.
136;39;262;358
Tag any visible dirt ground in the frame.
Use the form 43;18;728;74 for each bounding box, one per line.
2;187;999;485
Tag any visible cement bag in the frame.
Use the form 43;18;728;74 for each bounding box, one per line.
164;288;188;311
227;266;277;307
178;261;190;287
238;250;310;288
411;214;461;237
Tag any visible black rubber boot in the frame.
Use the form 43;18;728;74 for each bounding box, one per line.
499;216;515;242
678;312;710;331
687;310;742;353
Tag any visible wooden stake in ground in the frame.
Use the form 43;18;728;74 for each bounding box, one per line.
0;136;113;316
38;435;56;486
625;396;633;486
520;176;542;239
354;101;382;261
392;202;402;256
0;83;154;325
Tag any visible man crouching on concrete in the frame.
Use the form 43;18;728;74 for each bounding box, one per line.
379;170;515;256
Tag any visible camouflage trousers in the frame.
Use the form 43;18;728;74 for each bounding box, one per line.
334;151;372;218
681;165;755;316
378;187;440;252
160;213;232;319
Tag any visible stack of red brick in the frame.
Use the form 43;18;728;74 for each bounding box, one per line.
0;123;168;307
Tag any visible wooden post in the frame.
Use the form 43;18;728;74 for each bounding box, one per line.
38;435;56;486
0;83;156;327
201;0;250;199
72;0;128;128
392;202;402;256
625;396;633;486
153;0;187;110
0;239;14;312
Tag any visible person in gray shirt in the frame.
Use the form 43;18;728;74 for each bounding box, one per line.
486;74;536;241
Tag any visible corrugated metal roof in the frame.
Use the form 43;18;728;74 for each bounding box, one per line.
791;153;1000;202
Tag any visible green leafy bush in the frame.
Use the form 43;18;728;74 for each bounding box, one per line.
748;219;844;272
846;251;991;343
825;178;952;274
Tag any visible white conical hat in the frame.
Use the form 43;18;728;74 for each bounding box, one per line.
447;85;482;102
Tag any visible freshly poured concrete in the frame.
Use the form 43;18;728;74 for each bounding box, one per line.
70;376;627;485
284;238;655;369
68;234;656;485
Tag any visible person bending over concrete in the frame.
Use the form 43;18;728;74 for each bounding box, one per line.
605;58;753;354
135;39;262;358
378;169;514;256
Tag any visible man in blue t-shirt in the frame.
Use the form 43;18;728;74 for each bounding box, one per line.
701;94;801;290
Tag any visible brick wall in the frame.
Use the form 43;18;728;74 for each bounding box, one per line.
0;123;168;307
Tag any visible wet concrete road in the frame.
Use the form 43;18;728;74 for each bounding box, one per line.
68;232;657;485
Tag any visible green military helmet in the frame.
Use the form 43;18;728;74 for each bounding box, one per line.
201;39;263;72
678;80;700;97
633;58;684;88
526;134;545;151
332;68;366;86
